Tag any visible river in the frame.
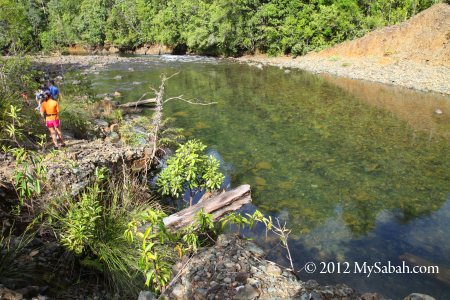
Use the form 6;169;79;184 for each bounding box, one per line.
85;55;450;299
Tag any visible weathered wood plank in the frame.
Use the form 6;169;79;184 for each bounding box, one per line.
139;185;252;232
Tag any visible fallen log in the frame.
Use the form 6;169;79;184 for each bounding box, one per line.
118;98;156;108
139;184;252;232
399;252;450;285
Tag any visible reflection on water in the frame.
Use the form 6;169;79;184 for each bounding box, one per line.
86;56;450;298
320;73;450;140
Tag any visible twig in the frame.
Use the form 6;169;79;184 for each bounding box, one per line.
158;256;192;300
272;218;294;271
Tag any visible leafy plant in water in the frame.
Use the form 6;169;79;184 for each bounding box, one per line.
157;139;224;206
158;117;185;147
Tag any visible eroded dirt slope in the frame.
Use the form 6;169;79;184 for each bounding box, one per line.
312;3;450;66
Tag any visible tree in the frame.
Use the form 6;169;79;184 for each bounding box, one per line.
0;0;34;53
156;140;225;206
74;0;109;46
105;0;142;49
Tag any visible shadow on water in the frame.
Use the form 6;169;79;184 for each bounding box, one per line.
85;56;450;298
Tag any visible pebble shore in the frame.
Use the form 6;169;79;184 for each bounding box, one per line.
234;55;450;95
34;54;450;95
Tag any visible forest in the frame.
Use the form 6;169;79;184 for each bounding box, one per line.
0;0;443;56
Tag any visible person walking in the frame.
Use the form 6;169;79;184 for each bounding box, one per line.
40;91;66;149
34;85;46;112
48;80;60;100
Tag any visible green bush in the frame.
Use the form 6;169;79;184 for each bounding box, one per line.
157;139;224;206
47;168;156;293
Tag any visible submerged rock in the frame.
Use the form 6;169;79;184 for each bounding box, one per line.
404;293;436;300
255;161;272;170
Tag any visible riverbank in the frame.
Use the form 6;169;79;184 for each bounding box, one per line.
236;4;449;95
3;54;445;300
2;54;363;300
33;53;450;96
234;54;450;95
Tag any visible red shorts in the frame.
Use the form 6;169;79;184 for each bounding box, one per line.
46;119;60;128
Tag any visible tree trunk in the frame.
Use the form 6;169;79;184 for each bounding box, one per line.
139;184;252;232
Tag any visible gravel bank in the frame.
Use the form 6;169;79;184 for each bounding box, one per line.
234;55;450;95
34;54;449;95
164;234;361;300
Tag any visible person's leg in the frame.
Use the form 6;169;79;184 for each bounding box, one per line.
55;126;65;146
48;127;58;147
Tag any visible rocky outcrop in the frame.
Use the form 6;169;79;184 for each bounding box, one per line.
44;138;150;197
164;234;359;300
0;136;151;205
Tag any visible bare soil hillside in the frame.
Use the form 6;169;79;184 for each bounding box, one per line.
312;3;450;66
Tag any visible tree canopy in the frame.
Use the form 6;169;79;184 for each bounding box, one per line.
0;0;443;56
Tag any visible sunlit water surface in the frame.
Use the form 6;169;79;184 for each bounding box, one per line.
85;55;450;299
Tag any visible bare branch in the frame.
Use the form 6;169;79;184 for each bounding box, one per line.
162;71;181;82
163;96;217;106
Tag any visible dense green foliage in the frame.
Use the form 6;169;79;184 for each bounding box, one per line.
0;0;443;55
157;139;224;206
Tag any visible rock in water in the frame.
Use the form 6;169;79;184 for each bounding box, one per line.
362;292;385;300
404;293;436;300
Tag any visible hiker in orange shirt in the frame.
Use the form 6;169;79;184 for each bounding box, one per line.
40;91;66;149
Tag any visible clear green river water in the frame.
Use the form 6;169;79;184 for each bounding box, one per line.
87;55;450;299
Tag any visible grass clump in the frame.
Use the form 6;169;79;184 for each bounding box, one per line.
46;167;157;294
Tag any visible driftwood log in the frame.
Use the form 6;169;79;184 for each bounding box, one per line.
139;184;252;232
118;98;156;108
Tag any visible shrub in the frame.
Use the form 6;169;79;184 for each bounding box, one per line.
47;168;157;294
11;147;47;209
156;139;224;206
